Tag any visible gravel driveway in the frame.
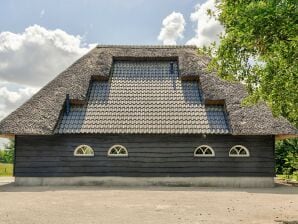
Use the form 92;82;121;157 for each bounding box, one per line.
0;178;297;224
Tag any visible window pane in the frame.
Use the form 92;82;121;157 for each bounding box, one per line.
77;148;84;154
239;149;247;155
205;149;212;154
230;149;238;155
111;149;117;154
196;149;204;154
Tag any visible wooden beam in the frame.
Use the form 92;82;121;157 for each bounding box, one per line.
275;134;298;140
0;134;15;139
91;75;109;81
70;99;86;105
204;99;225;105
180;75;200;81
113;56;179;62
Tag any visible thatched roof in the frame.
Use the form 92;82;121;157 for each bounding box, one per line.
0;45;296;136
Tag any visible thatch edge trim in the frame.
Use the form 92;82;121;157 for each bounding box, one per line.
96;45;197;49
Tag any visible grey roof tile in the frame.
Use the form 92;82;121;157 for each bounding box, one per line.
56;61;229;134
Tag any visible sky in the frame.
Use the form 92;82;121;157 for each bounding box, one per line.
0;0;223;147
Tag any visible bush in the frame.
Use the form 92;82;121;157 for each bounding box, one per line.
0;139;14;164
293;171;298;181
275;138;298;176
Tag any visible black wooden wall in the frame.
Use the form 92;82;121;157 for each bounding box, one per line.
15;134;275;177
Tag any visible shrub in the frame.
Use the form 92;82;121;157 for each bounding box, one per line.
275;138;298;175
0;139;14;164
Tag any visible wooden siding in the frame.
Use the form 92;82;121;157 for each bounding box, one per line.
15;134;275;177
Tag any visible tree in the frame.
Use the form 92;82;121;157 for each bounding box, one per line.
206;0;298;177
0;139;14;164
209;0;298;127
275;138;298;176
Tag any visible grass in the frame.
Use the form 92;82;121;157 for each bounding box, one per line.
0;163;13;176
277;174;298;182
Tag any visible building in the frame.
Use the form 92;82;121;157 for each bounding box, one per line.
0;45;297;187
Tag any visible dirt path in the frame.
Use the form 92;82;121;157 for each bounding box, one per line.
0;180;297;224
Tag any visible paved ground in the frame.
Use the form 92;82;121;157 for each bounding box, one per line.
0;177;297;224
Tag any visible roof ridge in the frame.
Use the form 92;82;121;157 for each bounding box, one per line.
96;45;197;49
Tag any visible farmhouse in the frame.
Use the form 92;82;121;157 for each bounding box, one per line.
0;45;297;187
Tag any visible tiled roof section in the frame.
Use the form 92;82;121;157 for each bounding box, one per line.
56;61;230;134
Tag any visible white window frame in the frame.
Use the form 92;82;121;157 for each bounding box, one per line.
229;145;250;157
194;145;215;157
108;145;128;157
74;145;94;157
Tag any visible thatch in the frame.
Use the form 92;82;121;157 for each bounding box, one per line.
199;72;297;135
0;45;296;136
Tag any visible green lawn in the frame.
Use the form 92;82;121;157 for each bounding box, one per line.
277;174;298;182
0;163;13;176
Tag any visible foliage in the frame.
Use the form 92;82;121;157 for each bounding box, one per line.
209;0;298;127
294;171;298;181
0;163;13;176
0;139;15;164
275;138;298;176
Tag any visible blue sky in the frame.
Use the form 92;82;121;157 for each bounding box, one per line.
1;0;203;45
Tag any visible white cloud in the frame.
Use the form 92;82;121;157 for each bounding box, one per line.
0;137;10;149
0;25;95;121
158;12;186;45
0;24;94;87
0;86;38;105
0;111;7;121
0;85;39;120
186;0;224;47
